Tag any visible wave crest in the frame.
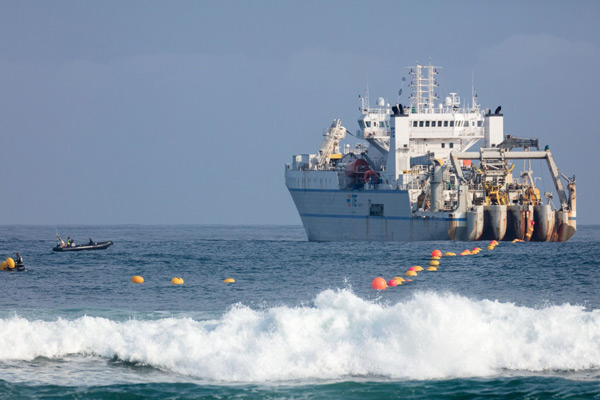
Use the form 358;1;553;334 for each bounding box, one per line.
1;290;599;381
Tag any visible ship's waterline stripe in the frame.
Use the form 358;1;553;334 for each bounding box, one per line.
299;213;574;222
300;213;467;221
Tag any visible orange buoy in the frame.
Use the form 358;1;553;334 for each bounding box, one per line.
408;266;417;271
6;258;15;269
131;275;144;284
372;277;387;290
387;279;398;287
431;249;442;258
0;261;7;270
224;278;235;283
171;277;184;285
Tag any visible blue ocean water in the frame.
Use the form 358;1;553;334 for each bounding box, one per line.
0;225;599;399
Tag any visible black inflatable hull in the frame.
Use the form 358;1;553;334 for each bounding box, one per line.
53;241;113;252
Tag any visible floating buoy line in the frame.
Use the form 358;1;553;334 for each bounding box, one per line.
128;276;238;285
372;239;526;290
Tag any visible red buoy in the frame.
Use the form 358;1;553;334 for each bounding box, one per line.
431;249;442;258
372;277;387;290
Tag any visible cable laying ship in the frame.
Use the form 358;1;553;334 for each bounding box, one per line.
285;62;576;242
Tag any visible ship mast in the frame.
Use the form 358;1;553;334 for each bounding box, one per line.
408;63;440;113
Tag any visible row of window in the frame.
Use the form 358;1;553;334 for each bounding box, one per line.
359;120;390;128
359;120;484;129
413;120;483;128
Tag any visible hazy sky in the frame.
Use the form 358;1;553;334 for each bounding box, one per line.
1;0;599;225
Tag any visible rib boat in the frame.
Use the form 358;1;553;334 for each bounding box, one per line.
53;241;113;252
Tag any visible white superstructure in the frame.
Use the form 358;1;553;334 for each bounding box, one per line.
285;62;576;242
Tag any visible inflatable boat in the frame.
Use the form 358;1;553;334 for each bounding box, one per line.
53;241;113;252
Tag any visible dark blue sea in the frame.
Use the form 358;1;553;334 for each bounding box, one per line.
0;225;599;399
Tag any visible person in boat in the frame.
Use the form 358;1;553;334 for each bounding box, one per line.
88;237;95;245
67;237;75;247
57;235;67;248
15;253;24;271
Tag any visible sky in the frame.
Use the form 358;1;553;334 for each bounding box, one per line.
0;0;599;225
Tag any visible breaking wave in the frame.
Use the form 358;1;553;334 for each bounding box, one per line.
1;290;599;382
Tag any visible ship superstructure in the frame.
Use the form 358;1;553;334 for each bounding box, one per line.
285;63;576;242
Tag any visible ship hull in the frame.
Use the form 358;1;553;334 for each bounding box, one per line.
288;188;463;241
287;188;575;242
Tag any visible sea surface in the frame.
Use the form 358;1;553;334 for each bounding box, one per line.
0;224;599;399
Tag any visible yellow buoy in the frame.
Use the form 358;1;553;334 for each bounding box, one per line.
431;255;441;260
171;277;184;285
393;276;406;283
224;278;235;283
444;252;456;256
429;260;440;266
6;257;15;269
131;275;144;284
413;266;424;271
426;266;438;271
404;270;417;277
0;261;7;270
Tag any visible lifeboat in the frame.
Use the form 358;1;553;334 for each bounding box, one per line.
345;159;369;178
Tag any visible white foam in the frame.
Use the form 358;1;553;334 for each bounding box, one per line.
1;290;599;382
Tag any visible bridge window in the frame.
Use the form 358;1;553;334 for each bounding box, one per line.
450;143;454;148
441;143;445;148
379;121;385;127
444;121;448;127
366;121;371;127
425;121;430;127
477;121;483;127
450;121;454;127
437;121;442;127
465;121;469;127
359;120;365;129
413;121;418;127
419;121;424;127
